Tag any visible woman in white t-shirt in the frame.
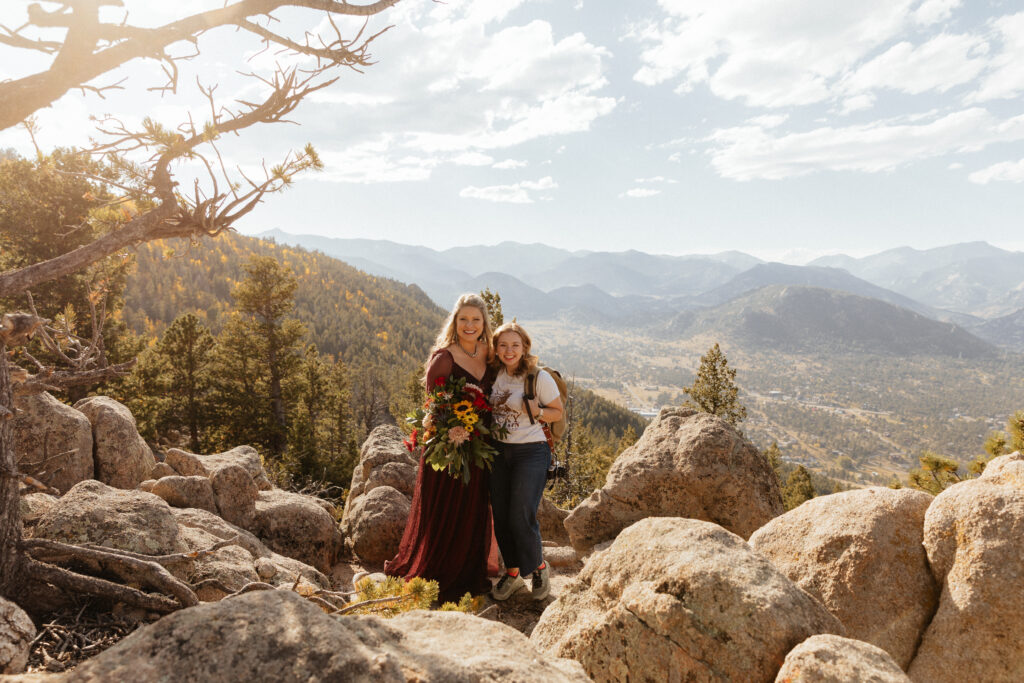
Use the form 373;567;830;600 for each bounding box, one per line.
487;322;564;601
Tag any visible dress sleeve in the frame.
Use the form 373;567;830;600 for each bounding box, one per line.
425;349;453;390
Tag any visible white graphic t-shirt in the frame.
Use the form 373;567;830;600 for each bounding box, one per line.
490;368;560;444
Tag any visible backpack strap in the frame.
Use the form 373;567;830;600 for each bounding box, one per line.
524;368;538;425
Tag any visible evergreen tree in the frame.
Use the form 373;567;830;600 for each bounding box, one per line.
229;256;307;457
763;441;783;488
390;362;426;433
782;465;815;510
683;343;747;426
480;288;504;327
618;424;639;452
908;450;962;495
157;313;214;451
207;312;268;452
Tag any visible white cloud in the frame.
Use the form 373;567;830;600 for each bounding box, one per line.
747;114;789;128
914;0;961;25
969;158;1024;184
460;176;557;203
839;33;988;96
316;137;438;183
706;108;1024;180
838;93;876;115
968;12;1024;102
632;0;920;107
303;0;614;183
634;176;677;184
620;188;661;198
308;92;395;106
493;158;528;169
451;152;494;166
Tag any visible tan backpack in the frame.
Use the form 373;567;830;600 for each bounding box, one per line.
524;366;569;442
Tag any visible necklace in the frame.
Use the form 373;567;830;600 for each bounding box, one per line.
459;340;479;358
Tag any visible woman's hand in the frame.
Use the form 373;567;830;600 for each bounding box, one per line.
526;397;563;423
525;396;542;420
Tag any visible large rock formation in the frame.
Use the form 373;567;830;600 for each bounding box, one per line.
209;464;258;528
19;493;57;532
750;487;936;668
73;396;155;490
55;590;588;682
0;597;35;675
150;475;218;514
165;445;272;491
344;426;416;510
251;489;340;574
538;496;571;546
342;426;417;561
776;634;910;682
32;480;182;555
564;408;783;553
531;517;843;682
345;485;410;566
11;391;93;493
909;452;1024;682
170;508;329;590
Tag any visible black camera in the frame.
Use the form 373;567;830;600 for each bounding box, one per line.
546;461;567;481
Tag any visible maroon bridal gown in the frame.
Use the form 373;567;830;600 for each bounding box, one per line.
384;349;494;602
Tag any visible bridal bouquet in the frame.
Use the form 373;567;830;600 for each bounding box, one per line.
405;375;505;484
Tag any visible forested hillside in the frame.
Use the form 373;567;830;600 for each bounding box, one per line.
123;233;445;371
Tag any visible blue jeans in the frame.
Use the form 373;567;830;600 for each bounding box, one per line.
489;440;550;575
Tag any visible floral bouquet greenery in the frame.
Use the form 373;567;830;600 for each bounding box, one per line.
405;375;505;484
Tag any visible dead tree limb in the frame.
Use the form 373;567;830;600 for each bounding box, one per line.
21;538;199;609
23;558;182;614
0;0;401;131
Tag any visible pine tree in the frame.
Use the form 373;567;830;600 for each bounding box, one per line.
229;256;307;457
480;288;503;327
782;465;815;510
390;363;426;434
763;441;783;488
908;451;962;495
157;313;215;451
683;343;747;426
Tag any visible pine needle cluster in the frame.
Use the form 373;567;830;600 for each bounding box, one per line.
338;577;483;618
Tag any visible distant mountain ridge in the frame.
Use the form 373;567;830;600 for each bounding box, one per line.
258;230;1024;352
667;285;995;358
809;242;1024;318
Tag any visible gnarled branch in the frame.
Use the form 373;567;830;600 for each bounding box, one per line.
0;0;401;131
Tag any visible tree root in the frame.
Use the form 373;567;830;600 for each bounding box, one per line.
80;535;240;569
21;538;199;610
23;558;181;613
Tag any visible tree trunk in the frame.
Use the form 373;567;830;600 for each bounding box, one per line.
0;343;25;599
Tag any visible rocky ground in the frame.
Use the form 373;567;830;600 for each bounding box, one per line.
3;396;1023;682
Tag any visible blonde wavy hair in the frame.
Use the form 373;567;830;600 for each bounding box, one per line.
429;293;495;362
491;321;539;377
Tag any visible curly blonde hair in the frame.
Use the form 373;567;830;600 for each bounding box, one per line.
491;322;539;377
429;293;495;361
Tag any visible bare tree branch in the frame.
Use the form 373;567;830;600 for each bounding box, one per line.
22;537;200;609
0;0;401;131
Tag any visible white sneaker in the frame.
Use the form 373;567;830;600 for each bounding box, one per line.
531;564;550;600
491;573;526;601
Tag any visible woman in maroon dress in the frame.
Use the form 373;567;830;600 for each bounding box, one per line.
384;293;496;602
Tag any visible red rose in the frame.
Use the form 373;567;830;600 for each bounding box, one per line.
434;376;447;387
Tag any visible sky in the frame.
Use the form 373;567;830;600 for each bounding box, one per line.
2;0;1023;263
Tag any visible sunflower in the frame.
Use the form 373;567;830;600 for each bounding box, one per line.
452;400;473;415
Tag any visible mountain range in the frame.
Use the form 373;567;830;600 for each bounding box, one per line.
258;230;1024;353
